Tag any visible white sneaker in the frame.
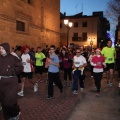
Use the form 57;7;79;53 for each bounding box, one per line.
63;82;67;87
95;87;97;91
8;111;21;120
109;82;112;87
72;70;75;74
80;88;84;92
73;90;78;94
108;82;112;87
53;82;55;86
96;92;100;97
119;82;120;87
34;83;38;92
17;91;24;97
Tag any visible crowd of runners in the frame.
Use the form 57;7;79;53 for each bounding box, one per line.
0;39;120;119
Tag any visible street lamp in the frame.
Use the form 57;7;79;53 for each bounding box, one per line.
64;19;73;48
100;40;104;48
88;37;95;49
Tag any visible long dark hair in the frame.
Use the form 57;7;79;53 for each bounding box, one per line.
61;48;69;58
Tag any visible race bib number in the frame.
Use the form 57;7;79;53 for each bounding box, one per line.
22;62;26;65
108;58;112;61
75;62;80;64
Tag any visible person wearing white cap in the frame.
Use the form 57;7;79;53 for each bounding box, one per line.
91;48;106;96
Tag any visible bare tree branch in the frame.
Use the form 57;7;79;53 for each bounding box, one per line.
106;0;120;21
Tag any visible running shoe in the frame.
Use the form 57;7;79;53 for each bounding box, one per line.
17;91;24;97
34;83;38;92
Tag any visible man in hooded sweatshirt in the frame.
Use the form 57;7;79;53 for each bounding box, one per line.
0;43;23;120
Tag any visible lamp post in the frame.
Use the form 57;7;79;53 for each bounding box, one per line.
88;37;95;49
100;40;103;48
64;19;73;48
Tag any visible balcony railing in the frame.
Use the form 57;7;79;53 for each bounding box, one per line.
72;37;87;41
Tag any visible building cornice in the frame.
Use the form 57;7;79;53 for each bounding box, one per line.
0;14;15;22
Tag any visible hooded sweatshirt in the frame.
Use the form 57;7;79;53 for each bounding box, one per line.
0;43;23;76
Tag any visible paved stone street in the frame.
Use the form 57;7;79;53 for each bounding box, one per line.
0;71;120;120
0;72;79;120
68;72;120;120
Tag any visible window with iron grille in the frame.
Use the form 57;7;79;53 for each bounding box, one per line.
72;33;79;41
16;20;25;32
82;32;87;41
74;22;78;27
73;33;78;37
82;22;87;27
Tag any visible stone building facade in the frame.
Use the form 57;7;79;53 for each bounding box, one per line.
0;0;60;48
60;12;110;48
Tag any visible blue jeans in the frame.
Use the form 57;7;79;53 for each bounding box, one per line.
72;70;85;91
